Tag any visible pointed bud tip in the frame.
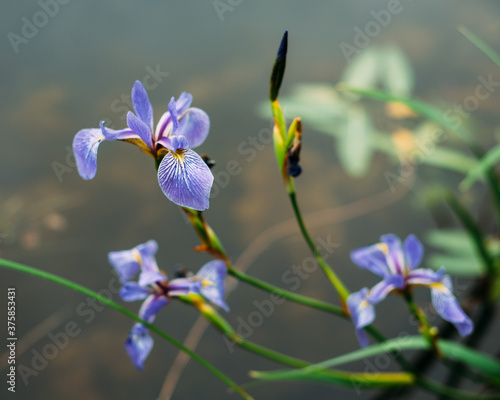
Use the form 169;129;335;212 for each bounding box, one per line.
270;31;289;101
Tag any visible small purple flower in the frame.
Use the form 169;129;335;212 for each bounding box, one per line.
73;81;213;211
347;234;473;347
108;240;229;369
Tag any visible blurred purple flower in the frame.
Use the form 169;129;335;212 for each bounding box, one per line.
347;234;473;347
73;81;213;211
108;240;229;370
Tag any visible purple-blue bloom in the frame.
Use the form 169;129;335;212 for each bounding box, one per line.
347;234;473;347
73;81;213;211
108;240;229;370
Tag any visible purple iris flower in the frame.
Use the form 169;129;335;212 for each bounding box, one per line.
73;81;213;211
108;240;229;370
347;234;473;347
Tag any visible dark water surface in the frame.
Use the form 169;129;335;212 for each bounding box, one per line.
1;1;500;399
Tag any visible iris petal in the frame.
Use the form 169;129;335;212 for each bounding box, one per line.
347;288;375;329
380;234;405;276
120;282;151;301
131;81;154;130
125;323;153;371
108;240;159;283
138;270;167;287
430;275;473;337
368;276;401;304
154;93;194;141
175;108;210;149
73;128;106;180
196;260;229;311
127;112;153;149
138;294;169;322
350;244;389;278
404;234;424;270
157;149;214;211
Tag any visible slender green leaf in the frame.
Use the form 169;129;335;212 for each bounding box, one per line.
337;85;474;144
459;26;500;68
460;142;500;190
251;336;500;385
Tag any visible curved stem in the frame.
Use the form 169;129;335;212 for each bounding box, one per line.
0;258;253;400
227;266;345;317
287;183;350;303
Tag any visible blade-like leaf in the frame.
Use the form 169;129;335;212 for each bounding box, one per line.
459;26;500;68
251;336;500;385
460;142;500;190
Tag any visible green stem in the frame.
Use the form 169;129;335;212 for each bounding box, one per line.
227;266;345;317
288;186;350;302
0;258;253;400
444;190;496;276
403;291;435;346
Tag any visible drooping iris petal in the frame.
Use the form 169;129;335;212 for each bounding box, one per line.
430;275;473;337
347;288;375;329
380;234;405;276
131;80;154;130
100;121;137;141
157;149;214;211
125;323;153;371
138;294;169;322
127;112;153;149
368;275;402;304
350;245;389;278
73;129;106;180
120;282;151;301
196;260;229;311
175;108;210;149
404;234;424;271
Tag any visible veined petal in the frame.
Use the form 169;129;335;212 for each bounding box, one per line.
127;112;153;149
350;244;390;278
380;234;405;276
125;323;153;370
108;240;159;282
131;81;154;130
136;240;160;273
368;276;401;304
138;294;169;322
154;92;193;141
120;282;151;301
430;275;473;337
100;121;137;141
175;108;210;149
196;260;229;311
404;234;424;270
406;267;446;287
73;128;106;180
347;288;375;330
157;149;214;211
